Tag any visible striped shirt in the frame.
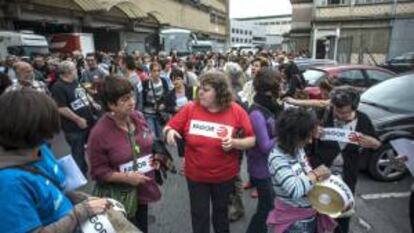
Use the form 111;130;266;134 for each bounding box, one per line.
267;146;314;208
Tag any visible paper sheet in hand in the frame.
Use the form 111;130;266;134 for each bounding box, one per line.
320;128;361;145
390;138;414;176
81;214;116;233
119;154;154;173
57;154;87;191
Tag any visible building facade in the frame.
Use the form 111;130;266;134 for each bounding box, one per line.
0;0;229;53
290;0;414;64
233;15;292;49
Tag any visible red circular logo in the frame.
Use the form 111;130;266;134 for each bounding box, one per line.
216;126;229;138
348;132;360;142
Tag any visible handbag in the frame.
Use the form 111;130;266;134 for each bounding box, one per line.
93;120;140;218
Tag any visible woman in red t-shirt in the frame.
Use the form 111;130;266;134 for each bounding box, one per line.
163;72;256;233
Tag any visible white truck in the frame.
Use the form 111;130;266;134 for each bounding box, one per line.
0;31;49;60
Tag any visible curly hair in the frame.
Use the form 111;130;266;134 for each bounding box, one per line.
198;72;233;111
277;108;318;155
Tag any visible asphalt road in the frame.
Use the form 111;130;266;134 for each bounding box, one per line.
51;132;412;233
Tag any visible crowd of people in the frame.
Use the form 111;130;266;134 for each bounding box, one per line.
0;47;409;233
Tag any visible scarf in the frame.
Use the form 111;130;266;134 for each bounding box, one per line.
253;93;284;116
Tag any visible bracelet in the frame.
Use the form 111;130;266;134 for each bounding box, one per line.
309;170;319;182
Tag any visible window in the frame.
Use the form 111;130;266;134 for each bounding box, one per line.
232;28;235;33
303;70;328;86
232;37;235;42
335;70;366;87
365;69;393;85
249;31;252;35
245;30;248;35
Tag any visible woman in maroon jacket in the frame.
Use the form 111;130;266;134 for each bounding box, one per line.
87;76;161;233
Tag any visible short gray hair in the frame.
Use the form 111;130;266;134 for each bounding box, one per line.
58;61;76;76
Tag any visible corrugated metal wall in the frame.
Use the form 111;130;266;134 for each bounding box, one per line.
388;18;414;59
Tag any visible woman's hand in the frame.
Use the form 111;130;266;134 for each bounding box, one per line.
165;128;182;146
309;165;331;182
357;134;381;149
221;136;234;152
150;154;162;170
126;172;151;186
83;198;111;216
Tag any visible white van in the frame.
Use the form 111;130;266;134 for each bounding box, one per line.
230;43;260;54
0;31;49;60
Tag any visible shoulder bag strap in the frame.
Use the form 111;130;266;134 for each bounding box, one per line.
127;120;140;172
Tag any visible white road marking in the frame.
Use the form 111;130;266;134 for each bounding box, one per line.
358;217;372;231
360;191;410;200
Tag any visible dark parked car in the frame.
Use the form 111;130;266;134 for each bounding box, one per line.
380;52;414;74
358;73;414;181
303;65;396;99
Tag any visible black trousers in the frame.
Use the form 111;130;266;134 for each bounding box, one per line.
334;217;350;233
246;177;275;233
187;177;234;233
132;204;148;233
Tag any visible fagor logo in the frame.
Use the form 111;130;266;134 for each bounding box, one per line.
216;126;229;138
193;123;215;132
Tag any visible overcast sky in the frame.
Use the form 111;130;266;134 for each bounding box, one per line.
229;0;292;18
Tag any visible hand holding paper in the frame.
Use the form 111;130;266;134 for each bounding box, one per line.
57;154;87;192
390;138;414;176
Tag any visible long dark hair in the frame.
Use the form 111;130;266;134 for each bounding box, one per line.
277;108;318;155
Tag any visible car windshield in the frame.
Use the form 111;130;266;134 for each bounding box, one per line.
303;69;327;86
361;74;414;113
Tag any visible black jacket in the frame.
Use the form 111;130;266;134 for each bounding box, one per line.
142;78;169;110
307;107;378;192
163;87;193;114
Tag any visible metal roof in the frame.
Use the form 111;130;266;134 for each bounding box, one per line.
73;0;146;19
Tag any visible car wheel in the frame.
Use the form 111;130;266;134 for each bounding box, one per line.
368;142;406;181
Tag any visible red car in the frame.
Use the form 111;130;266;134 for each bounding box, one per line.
303;65;396;99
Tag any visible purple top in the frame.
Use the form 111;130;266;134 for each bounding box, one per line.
246;110;277;179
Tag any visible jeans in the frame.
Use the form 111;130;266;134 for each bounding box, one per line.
64;131;88;175
246;177;275;233
285;217;316;233
144;113;164;139
187;177;234;233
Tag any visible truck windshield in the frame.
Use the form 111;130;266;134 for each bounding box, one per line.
161;32;192;56
7;46;49;57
